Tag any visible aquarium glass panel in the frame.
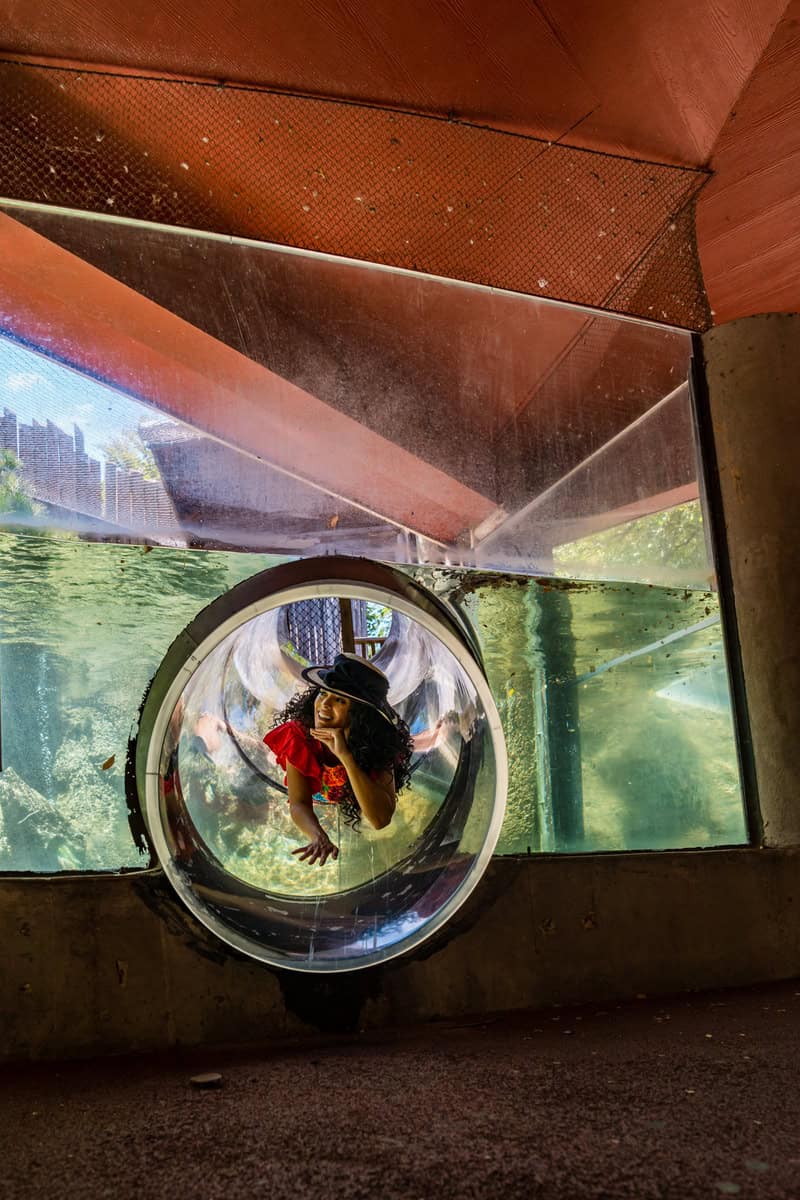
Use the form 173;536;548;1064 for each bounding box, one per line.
0;530;280;871
0;201;748;876
0;539;747;872
419;569;747;854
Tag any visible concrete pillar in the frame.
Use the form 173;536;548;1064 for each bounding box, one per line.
701;313;800;846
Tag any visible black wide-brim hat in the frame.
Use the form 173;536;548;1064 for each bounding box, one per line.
301;652;399;725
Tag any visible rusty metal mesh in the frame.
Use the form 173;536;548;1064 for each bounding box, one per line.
607;200;710;330
0;60;710;327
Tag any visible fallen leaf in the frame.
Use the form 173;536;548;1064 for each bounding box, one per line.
101;755;116;771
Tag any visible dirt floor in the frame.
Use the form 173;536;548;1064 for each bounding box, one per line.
1;979;799;1200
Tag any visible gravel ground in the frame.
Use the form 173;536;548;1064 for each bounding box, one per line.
1;979;799;1200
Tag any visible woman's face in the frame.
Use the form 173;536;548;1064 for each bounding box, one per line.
314;689;352;730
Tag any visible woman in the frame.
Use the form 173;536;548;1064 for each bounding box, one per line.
264;652;413;867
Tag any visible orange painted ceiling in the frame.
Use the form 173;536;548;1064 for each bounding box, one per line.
697;4;800;322
0;0;786;165
1;0;798;324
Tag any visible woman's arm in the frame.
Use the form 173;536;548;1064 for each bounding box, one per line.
312;727;396;830
286;761;339;866
343;758;396;830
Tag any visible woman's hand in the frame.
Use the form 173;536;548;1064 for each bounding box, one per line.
311;725;350;762
285;763;339;865
291;831;339;867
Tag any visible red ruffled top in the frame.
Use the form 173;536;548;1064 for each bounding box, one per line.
263;720;351;806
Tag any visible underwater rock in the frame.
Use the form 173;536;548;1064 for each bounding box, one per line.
190;1072;223;1089
52;730;135;866
0;768;85;872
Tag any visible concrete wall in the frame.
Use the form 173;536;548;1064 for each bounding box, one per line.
702;313;800;846
3;848;799;1061
3;313;799;1062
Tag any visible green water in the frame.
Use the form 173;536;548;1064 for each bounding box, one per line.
0;531;747;873
416;567;747;854
0;530;281;870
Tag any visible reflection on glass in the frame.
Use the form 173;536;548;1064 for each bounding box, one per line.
0;336;182;539
552;499;710;589
145;585;502;969
2;201;696;586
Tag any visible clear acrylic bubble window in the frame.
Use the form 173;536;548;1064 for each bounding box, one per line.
138;561;508;971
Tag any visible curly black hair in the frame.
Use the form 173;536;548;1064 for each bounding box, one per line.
273;685;414;829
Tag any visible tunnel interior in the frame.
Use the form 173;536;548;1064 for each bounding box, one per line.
136;559;508;972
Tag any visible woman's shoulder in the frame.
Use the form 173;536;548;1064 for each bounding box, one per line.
263;719;323;779
263;719;312;752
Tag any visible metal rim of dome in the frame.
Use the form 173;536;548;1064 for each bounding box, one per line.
136;555;508;973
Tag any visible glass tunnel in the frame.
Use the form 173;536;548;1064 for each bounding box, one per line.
135;557;508;972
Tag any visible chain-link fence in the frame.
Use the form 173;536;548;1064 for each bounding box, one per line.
285;598;342;665
285;598;387;664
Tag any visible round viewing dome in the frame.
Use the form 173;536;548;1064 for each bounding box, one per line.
135;557;507;972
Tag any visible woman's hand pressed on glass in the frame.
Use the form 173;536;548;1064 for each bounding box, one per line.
291;830;339;866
